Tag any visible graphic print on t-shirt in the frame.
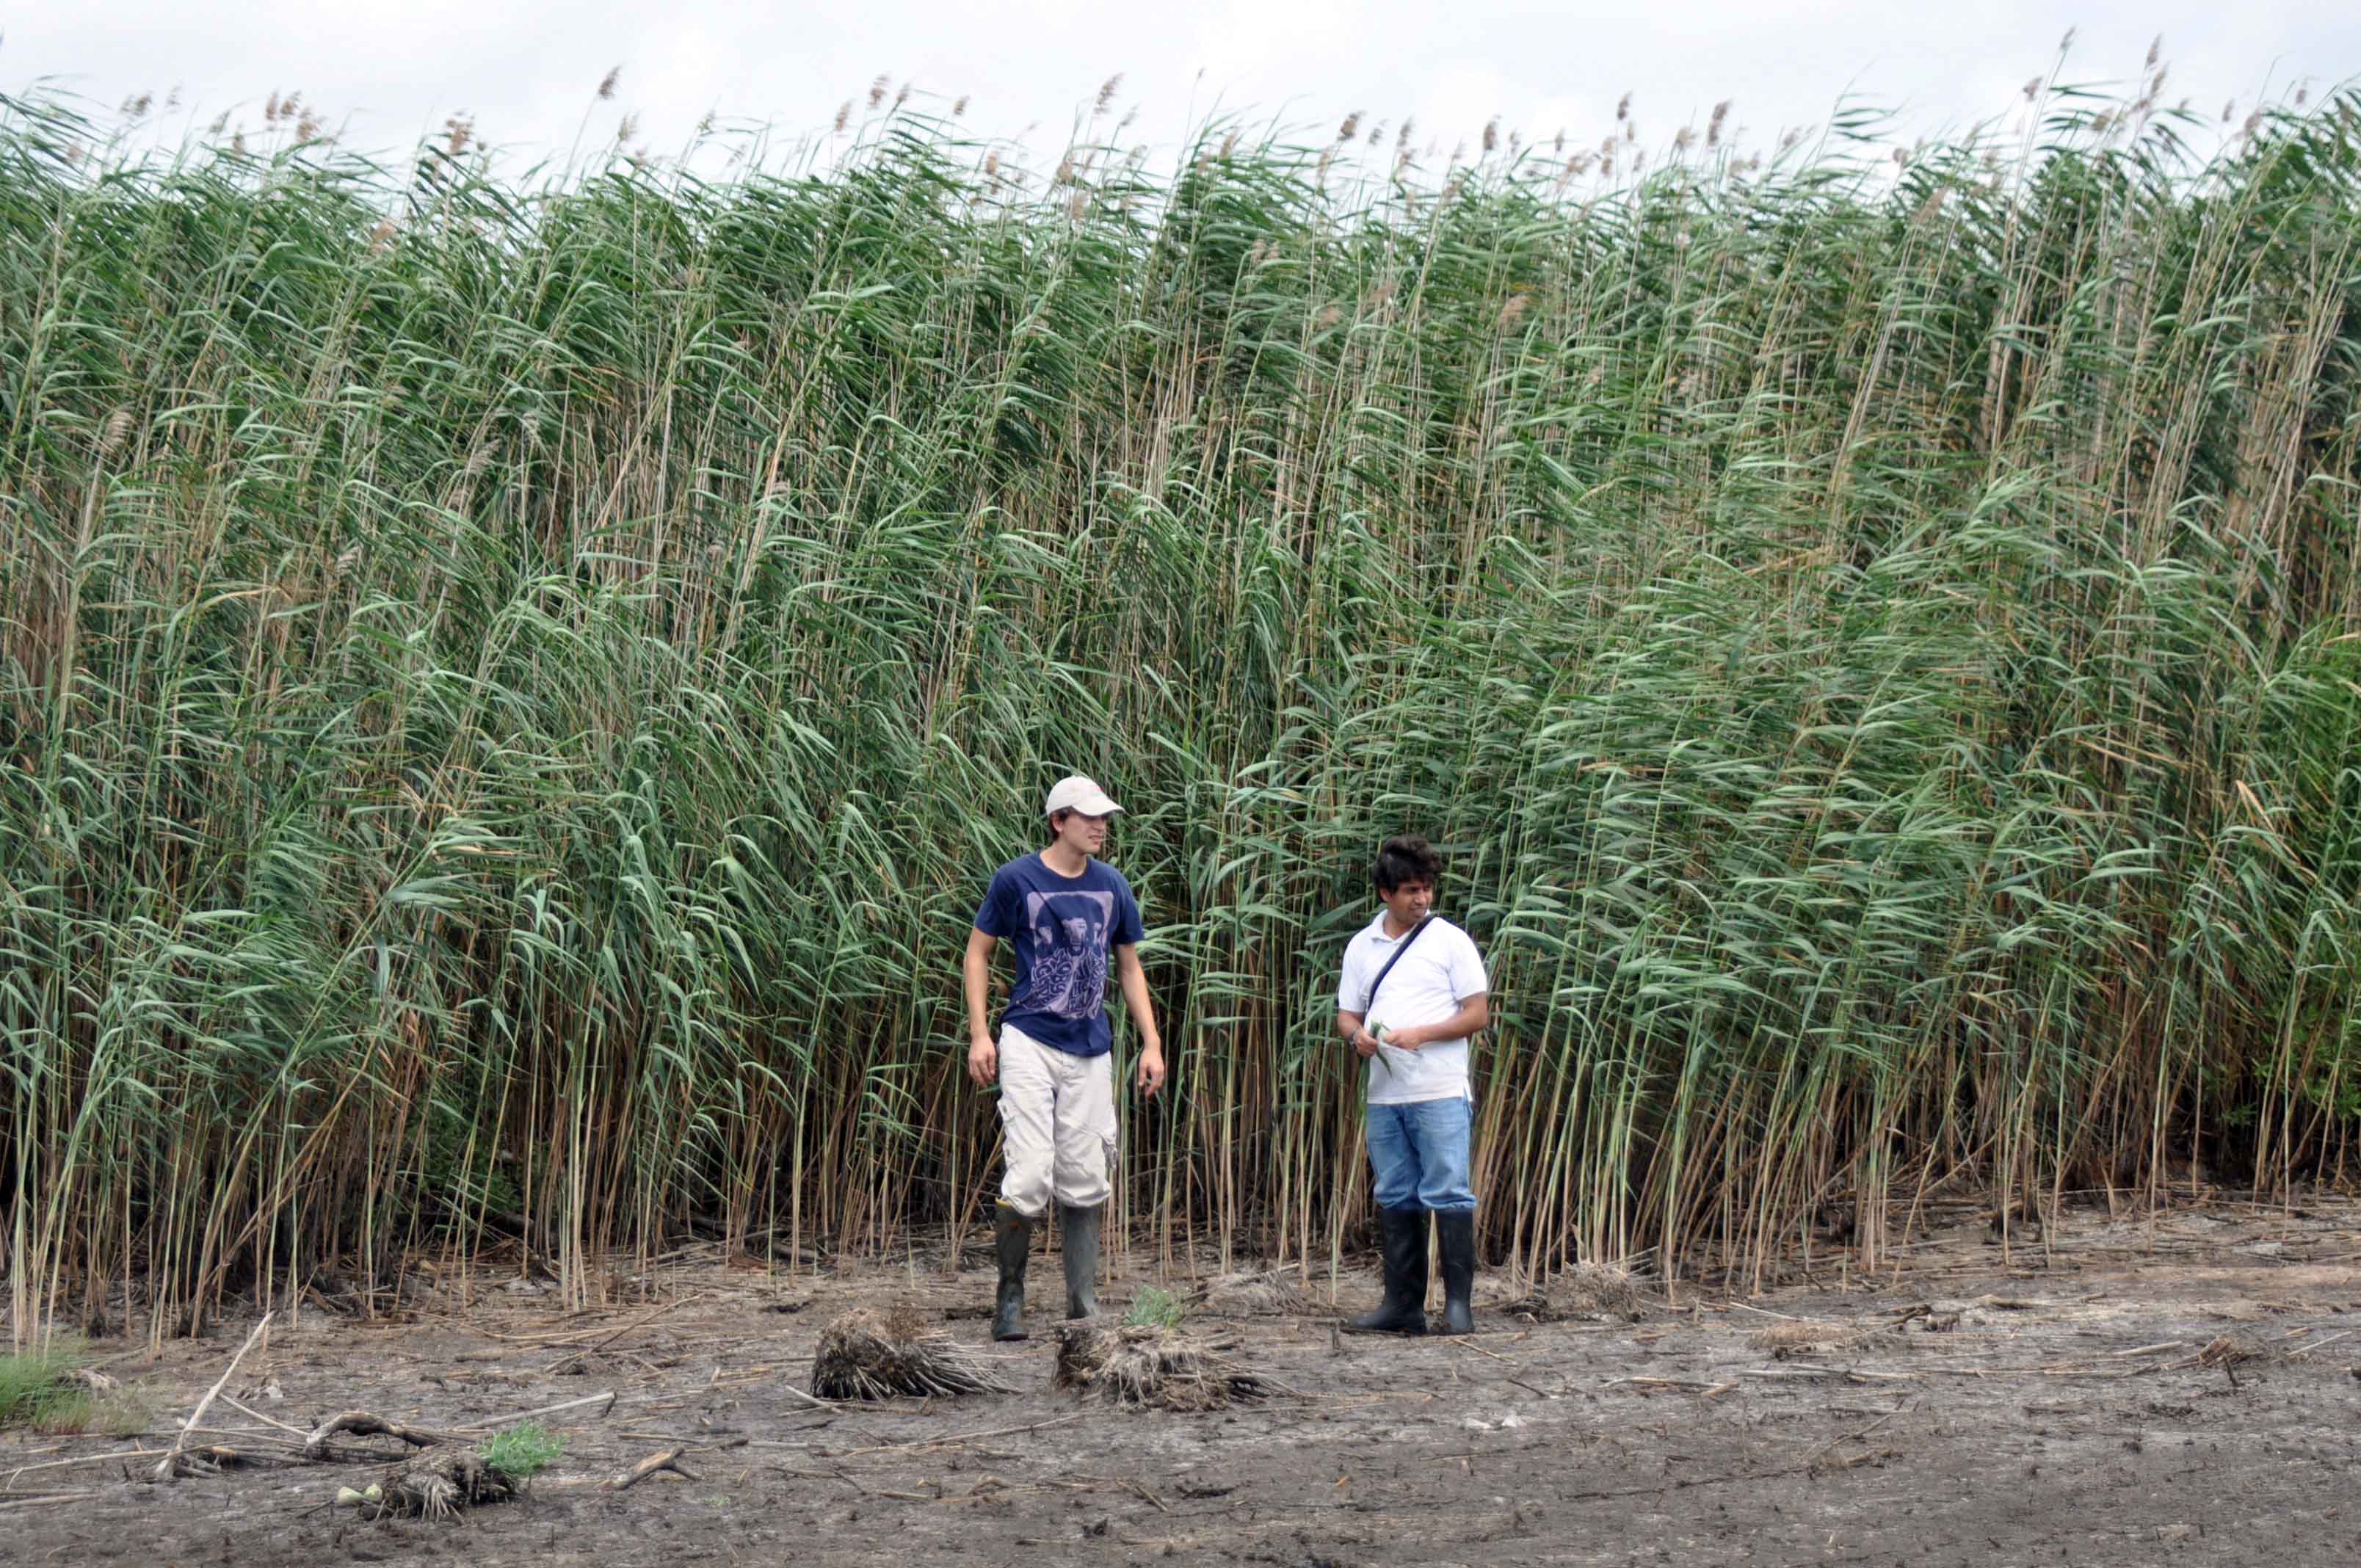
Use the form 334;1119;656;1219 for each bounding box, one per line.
1024;889;1116;1019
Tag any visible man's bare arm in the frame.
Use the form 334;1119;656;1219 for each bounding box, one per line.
1385;994;1490;1050
1114;944;1167;1095
964;928;999;1086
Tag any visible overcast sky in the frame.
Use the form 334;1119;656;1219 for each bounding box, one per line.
7;1;2356;178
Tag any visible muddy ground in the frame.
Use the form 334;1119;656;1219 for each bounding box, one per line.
5;1194;2358;1567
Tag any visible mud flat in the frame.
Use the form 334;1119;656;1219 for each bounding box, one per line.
5;1196;2356;1566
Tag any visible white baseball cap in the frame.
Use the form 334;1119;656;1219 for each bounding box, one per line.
1044;774;1123;817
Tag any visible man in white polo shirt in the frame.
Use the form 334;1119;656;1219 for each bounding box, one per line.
1335;835;1490;1335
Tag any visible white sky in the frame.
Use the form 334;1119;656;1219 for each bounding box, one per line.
7;1;2355;178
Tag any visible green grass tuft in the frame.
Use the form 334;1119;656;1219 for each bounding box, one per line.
0;1342;142;1434
0;1347;82;1430
480;1421;565;1482
1124;1287;1186;1331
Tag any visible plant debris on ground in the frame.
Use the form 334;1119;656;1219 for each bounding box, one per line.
1498;1263;1655;1324
1053;1320;1280;1411
811;1304;1018;1400
363;1448;520;1521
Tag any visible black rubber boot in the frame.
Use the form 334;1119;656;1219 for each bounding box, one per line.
1060;1203;1103;1319
992;1202;1032;1341
1435;1208;1477;1335
1346;1206;1429;1335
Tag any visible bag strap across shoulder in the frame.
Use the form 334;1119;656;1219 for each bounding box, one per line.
1362;915;1435;1017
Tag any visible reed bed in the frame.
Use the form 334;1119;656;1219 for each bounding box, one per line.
2;73;2357;1342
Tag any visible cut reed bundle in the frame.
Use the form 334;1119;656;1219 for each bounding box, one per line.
1190;1271;1324;1318
366;1449;518;1521
1053;1321;1279;1411
1497;1263;1654;1324
810;1306;1015;1400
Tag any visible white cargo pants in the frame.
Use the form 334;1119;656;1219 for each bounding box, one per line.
996;1024;1117;1217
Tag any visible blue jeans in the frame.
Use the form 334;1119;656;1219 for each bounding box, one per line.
1366;1097;1476;1212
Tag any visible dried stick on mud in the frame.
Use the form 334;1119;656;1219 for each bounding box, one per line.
482;1390;617;1426
10;1451;159;1487
1189;1270;1322;1317
216;1393;311;1437
159;1442;307;1473
1750;1321;1883;1355
606;1445;699;1490
152;1312;273;1482
305;1411;462;1460
841;1412;1091;1456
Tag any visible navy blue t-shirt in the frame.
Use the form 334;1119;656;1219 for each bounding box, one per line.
973;854;1145;1057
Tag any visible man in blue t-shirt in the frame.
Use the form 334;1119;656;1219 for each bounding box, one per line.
964;774;1167;1340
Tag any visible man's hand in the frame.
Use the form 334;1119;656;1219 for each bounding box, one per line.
1134;1044;1167;1097
1384;1025;1426;1051
967;1033;998;1087
1349;1026;1383;1059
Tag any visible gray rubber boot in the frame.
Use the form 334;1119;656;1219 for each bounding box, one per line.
1060;1203;1103;1319
992;1202;1032;1341
1345;1206;1429;1335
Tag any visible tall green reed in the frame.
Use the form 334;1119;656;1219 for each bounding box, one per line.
2;79;2357;1340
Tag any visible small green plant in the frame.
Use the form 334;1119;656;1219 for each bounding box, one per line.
480;1421;565;1483
0;1345;82;1429
1123;1286;1186;1331
74;1388;151;1438
0;1341;142;1435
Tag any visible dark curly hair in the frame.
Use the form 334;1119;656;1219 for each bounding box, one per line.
1372;835;1443;893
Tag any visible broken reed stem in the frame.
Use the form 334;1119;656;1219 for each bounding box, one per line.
9;1451;163;1487
152;1313;272;1483
304;1411;461;1460
605;1445;697;1490
841;1412;1092;1456
214;1394;310;1437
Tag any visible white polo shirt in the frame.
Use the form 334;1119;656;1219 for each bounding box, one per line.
1337;912;1489;1106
